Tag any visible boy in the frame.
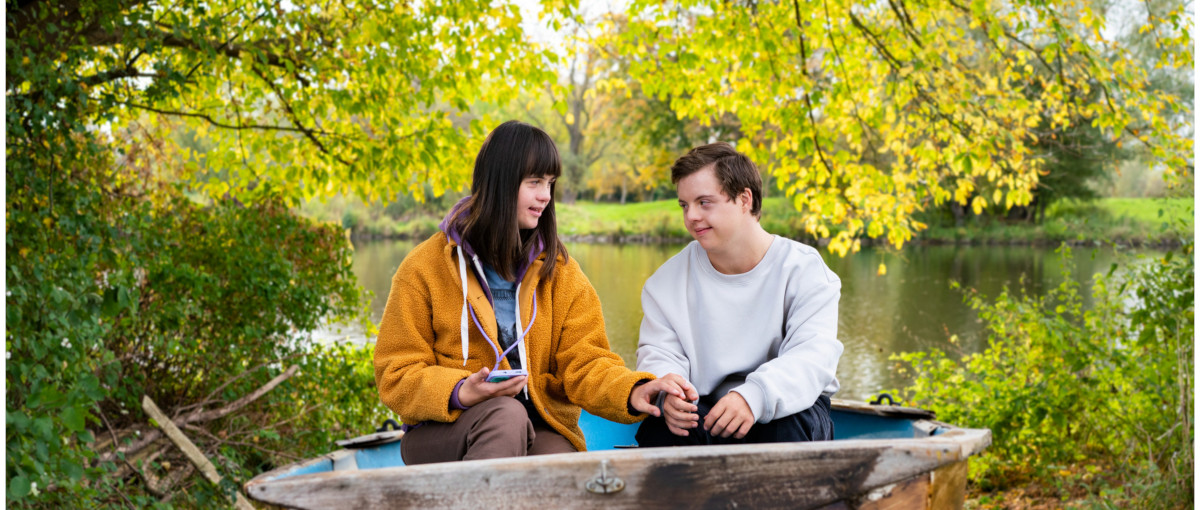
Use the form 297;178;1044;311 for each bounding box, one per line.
635;142;843;446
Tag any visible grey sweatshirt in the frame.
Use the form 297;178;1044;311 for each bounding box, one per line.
636;236;843;423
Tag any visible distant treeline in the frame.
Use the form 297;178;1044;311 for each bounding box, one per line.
299;196;1192;248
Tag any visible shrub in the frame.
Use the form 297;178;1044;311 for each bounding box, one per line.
894;243;1193;506
6;147;386;507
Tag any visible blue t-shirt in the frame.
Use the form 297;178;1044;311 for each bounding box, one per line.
482;263;521;370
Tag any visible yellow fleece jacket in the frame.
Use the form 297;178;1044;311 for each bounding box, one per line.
373;231;656;452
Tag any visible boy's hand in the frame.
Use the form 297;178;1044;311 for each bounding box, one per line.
705;391;754;439
630;373;699;420
661;393;700;436
458;367;527;408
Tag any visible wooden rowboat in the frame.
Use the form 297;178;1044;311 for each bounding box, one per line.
245;399;990;509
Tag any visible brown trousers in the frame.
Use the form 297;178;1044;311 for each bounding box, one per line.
400;397;576;465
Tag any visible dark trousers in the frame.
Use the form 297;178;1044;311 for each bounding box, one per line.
636;394;833;447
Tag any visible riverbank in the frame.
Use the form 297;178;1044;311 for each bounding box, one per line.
918;197;1193;247
302;197;1193;248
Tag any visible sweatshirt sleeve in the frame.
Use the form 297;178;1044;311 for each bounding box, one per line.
733;259;843;423
635;283;691;382
373;259;472;424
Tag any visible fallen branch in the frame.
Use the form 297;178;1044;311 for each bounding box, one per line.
94;403;168;487
154;463;196;503
185;353;304;418
184;364;301;424
143;395;255;510
98;364;299;464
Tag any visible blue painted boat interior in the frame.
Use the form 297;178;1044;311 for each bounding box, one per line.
355;442;406;470
285;458;336;477
267;409;942;480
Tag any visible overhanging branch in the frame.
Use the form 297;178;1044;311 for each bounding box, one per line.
250;67;353;167
792;0;836;176
119;101;337;137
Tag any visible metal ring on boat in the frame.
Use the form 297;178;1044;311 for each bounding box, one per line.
869;393;897;406
585;460;625;494
375;419;401;432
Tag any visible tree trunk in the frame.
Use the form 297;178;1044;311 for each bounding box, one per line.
950;202;966;228
563;95;586;205
560;184;577;205
620;173;628;205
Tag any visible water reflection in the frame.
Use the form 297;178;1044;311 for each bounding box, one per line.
822;244;1128;400
352;238;418;324
349;237;1154;401
566;242;687;366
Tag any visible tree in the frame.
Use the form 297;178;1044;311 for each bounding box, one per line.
1020;92;1119;223
997;0;1192;223
522;15;632;204
544;32;612;203
578;12;744;203
8;0;562;204
585;75;738;203
611;0;1193;255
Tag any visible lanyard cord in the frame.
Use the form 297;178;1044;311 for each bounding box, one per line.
466;290;537;373
457;245;539;374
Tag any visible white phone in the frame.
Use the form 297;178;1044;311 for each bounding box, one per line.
485;369;528;383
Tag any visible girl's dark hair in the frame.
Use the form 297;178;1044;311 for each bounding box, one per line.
455;120;567;282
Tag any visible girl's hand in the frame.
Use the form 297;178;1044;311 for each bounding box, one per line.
629;373;699;424
458;367;527;408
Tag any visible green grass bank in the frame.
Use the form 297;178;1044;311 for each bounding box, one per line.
917;197;1193;247
300;196;1193;248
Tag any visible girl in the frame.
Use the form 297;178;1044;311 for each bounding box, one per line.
374;120;694;464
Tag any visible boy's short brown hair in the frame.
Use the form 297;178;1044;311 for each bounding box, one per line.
670;142;762;217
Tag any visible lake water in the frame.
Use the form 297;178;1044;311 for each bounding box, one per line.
344;238;1156;401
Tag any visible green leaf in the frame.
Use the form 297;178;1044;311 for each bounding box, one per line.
31;386;65;409
65;461;84;481
77;429;95;443
799;136;814;155
9;475;31;499
32;416;54;440
80;373;104;400
62;405;86;432
7;411;31;430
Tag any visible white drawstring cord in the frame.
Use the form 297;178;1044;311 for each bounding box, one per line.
457;245;469;366
515;282;530;399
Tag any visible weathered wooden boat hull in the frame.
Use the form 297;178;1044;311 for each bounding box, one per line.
245;400;990;509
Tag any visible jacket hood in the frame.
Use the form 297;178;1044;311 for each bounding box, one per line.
439;196;545;287
439;197;474;256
